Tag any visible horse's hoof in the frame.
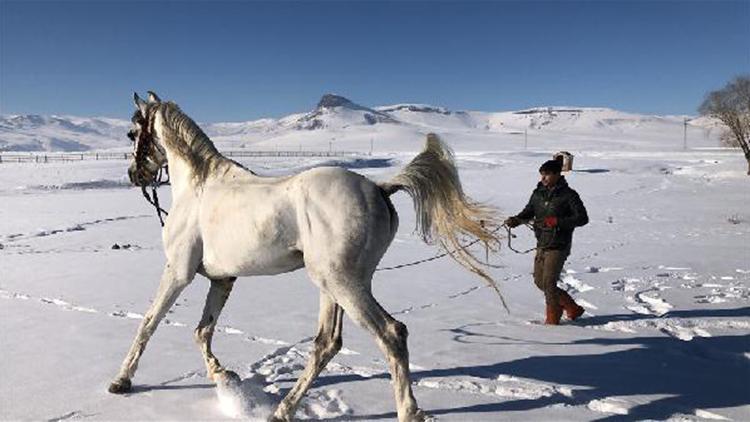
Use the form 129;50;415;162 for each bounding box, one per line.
269;406;292;422
216;370;241;386
108;378;132;394
412;408;433;422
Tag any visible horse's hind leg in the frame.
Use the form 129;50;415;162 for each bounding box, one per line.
333;286;425;422
195;277;237;384
109;265;193;393
272;292;343;421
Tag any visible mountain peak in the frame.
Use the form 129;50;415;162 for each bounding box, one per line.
317;94;358;110
295;94;399;130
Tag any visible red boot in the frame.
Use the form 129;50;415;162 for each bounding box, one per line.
559;291;585;321
545;303;562;325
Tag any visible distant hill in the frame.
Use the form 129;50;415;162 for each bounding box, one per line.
0;114;131;152
0;95;722;152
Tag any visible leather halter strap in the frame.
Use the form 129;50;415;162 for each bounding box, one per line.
133;107;169;227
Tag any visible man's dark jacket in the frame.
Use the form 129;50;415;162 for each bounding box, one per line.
514;176;588;251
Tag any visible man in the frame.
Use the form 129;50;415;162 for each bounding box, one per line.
505;158;589;325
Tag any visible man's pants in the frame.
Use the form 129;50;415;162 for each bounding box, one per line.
533;248;569;306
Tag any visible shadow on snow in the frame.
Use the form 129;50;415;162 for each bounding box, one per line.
126;307;749;421
311;307;750;421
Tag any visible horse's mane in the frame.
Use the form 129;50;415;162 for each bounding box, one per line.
158;102;231;184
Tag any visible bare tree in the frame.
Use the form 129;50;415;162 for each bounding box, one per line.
699;75;750;175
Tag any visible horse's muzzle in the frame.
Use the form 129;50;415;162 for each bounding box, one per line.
128;161;156;186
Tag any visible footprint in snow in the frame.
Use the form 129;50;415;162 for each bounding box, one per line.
587;397;631;415
560;273;595;293
2;215;149;243
0;289;30;300
249;339;314;382
611;277;643;292
297;389;353;420
39;297;98;314
416;374;574;401
109;310;144;319
693;278;750;304
626;290;673;316
46;410;97;421
215;325;245;335
592;318;750;341
234;338;359;420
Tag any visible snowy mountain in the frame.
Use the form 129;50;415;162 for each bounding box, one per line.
485;107;691;133
0;96;722;152
377;104;479;130
0;114;132;152
290;94;400;130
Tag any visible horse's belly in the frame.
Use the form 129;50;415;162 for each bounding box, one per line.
199;191;303;278
202;243;304;278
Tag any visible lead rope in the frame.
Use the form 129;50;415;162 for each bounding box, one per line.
375;226;503;272
505;223;538;254
375;223;538;272
141;167;169;227
375;223;542;272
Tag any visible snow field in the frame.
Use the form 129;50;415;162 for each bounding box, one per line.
1;146;748;421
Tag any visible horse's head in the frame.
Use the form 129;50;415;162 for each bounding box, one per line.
127;91;168;186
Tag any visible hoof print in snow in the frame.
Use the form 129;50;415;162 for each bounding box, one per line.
111;243;137;250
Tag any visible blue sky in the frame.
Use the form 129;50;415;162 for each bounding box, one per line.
1;1;748;122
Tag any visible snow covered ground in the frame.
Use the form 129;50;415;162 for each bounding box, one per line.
1;105;749;421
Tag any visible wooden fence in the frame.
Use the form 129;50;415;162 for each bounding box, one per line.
0;150;363;164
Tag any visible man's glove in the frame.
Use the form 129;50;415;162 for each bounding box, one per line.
543;216;558;228
504;216;522;228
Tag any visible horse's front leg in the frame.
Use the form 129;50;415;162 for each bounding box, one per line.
194;277;238;385
108;264;194;393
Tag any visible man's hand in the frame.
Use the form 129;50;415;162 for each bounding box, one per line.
543;216;558;228
504;216;522;228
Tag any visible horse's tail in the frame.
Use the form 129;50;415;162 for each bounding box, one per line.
380;133;507;310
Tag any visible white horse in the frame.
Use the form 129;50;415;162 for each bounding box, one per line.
109;92;503;421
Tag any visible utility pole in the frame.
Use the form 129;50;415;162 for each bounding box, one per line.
524;128;528;150
683;118;688;150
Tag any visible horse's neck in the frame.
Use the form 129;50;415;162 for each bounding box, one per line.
165;156;201;198
155;111;230;198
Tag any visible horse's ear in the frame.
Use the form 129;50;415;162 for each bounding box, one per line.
133;92;148;115
147;91;162;103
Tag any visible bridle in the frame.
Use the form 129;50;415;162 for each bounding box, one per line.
128;108;170;226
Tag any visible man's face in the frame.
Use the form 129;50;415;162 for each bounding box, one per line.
540;171;561;188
